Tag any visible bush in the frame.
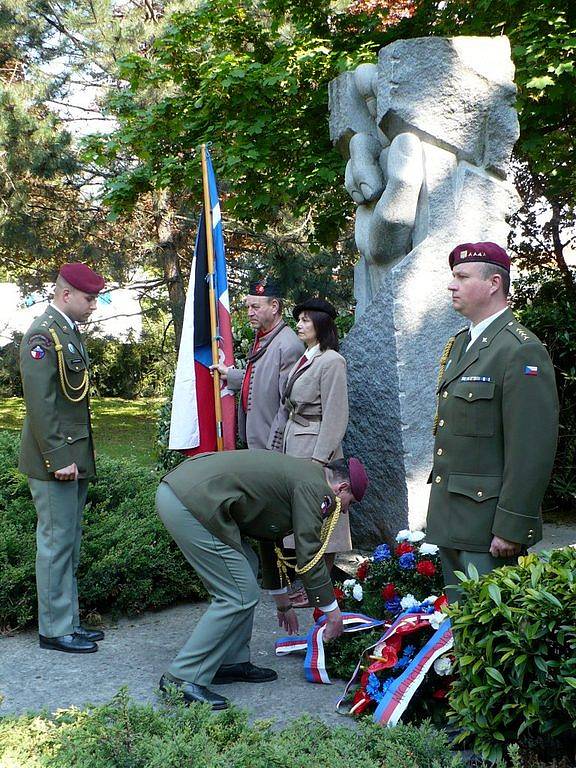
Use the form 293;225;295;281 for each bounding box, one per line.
0;430;206;631
0;688;461;768
447;548;576;763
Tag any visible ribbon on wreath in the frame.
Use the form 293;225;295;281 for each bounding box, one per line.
336;610;453;724
373;617;452;726
275;612;386;685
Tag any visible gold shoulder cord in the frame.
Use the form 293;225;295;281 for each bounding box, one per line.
274;497;342;587
432;336;455;435
48;327;89;402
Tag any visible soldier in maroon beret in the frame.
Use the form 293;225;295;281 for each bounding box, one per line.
18;263;106;653
426;242;559;602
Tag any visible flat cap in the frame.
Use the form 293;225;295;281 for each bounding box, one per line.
348;457;369;502
248;277;282;297
449;242;510;272
292;298;337;320
59;263;105;294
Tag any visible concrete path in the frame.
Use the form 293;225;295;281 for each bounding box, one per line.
0;596;351;727
1;523;574;724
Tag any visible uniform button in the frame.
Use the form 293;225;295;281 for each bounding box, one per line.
435;475;441;484
477;491;483;497
528;529;534;535
438;419;445;427
468;392;473;399
442;391;448;399
67;436;72;442
436;448;443;456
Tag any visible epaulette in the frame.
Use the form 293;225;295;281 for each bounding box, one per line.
504;321;533;344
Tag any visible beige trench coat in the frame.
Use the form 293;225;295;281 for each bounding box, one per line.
281;348;352;552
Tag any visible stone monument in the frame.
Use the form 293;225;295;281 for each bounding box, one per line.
329;37;521;546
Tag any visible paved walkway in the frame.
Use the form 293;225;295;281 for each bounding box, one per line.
1;523;574;724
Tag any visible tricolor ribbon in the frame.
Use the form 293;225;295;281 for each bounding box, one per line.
336;610;453;725
275;612;386;685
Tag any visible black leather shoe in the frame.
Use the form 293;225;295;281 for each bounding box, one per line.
74;625;105;642
159;673;229;710
212;662;278;685
39;634;98;653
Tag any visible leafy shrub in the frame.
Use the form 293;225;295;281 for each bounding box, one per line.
0;318;176;400
0;430;206;631
513;270;576;514
0;688;461;768
447;548;576;763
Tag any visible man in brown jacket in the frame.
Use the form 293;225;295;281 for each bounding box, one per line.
213;278;303;450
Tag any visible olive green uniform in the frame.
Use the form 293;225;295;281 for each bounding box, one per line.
426;308;559;597
19;306;95;637
157;450;337;684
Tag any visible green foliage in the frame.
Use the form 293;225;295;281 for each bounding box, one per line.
0;688;460;768
513;269;576;512
0;430;206;630
447;549;576;763
325;627;384;681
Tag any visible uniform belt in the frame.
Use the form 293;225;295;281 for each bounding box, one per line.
288;413;322;427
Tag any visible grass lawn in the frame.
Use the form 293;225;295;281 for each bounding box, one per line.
0;396;162;466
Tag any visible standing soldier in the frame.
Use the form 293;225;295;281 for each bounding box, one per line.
213;278;303;450
19;263;105;653
426;242;559;602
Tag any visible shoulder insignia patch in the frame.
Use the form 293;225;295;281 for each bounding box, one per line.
28;333;52;347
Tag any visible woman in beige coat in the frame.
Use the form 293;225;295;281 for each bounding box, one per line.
281;298;351;606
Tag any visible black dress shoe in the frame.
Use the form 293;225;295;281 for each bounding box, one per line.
39;634;98;653
159;673;229;710
74;625;105;642
212;662;278;684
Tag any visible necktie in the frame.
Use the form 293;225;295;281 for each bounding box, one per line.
458;331;472;361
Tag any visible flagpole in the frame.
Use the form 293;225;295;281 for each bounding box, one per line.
200;144;224;451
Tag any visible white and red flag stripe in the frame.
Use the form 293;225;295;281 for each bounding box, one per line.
169;149;236;453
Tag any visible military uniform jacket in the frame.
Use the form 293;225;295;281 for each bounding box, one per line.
19;307;96;480
282;348;349;464
426;308;558;552
227;324;303;450
162;450;337;607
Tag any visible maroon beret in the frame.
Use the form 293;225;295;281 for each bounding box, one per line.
59;263;105;294
348;457;369;502
449;242;511;272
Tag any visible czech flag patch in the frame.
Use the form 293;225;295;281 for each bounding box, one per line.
30;345;46;360
524;365;538;376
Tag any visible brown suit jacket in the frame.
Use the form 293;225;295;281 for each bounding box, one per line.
227;323;303;449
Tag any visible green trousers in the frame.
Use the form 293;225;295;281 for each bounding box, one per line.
28;478;89;638
439;546;520;604
156;482;261;685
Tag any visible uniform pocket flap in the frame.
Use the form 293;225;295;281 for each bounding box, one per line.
61;424;89;443
453;381;495;402
293;421;321;436
64;356;86;372
448;474;502;502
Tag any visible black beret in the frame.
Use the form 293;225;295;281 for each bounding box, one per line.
248;277;282;297
292;298;337;321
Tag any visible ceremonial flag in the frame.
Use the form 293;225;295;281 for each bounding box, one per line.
168;147;236;453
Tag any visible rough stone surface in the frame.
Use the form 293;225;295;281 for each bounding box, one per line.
330;37;521;546
377;37;518;177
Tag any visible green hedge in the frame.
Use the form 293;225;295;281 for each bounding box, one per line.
0;431;206;631
0;689;460;768
448;548;576;763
